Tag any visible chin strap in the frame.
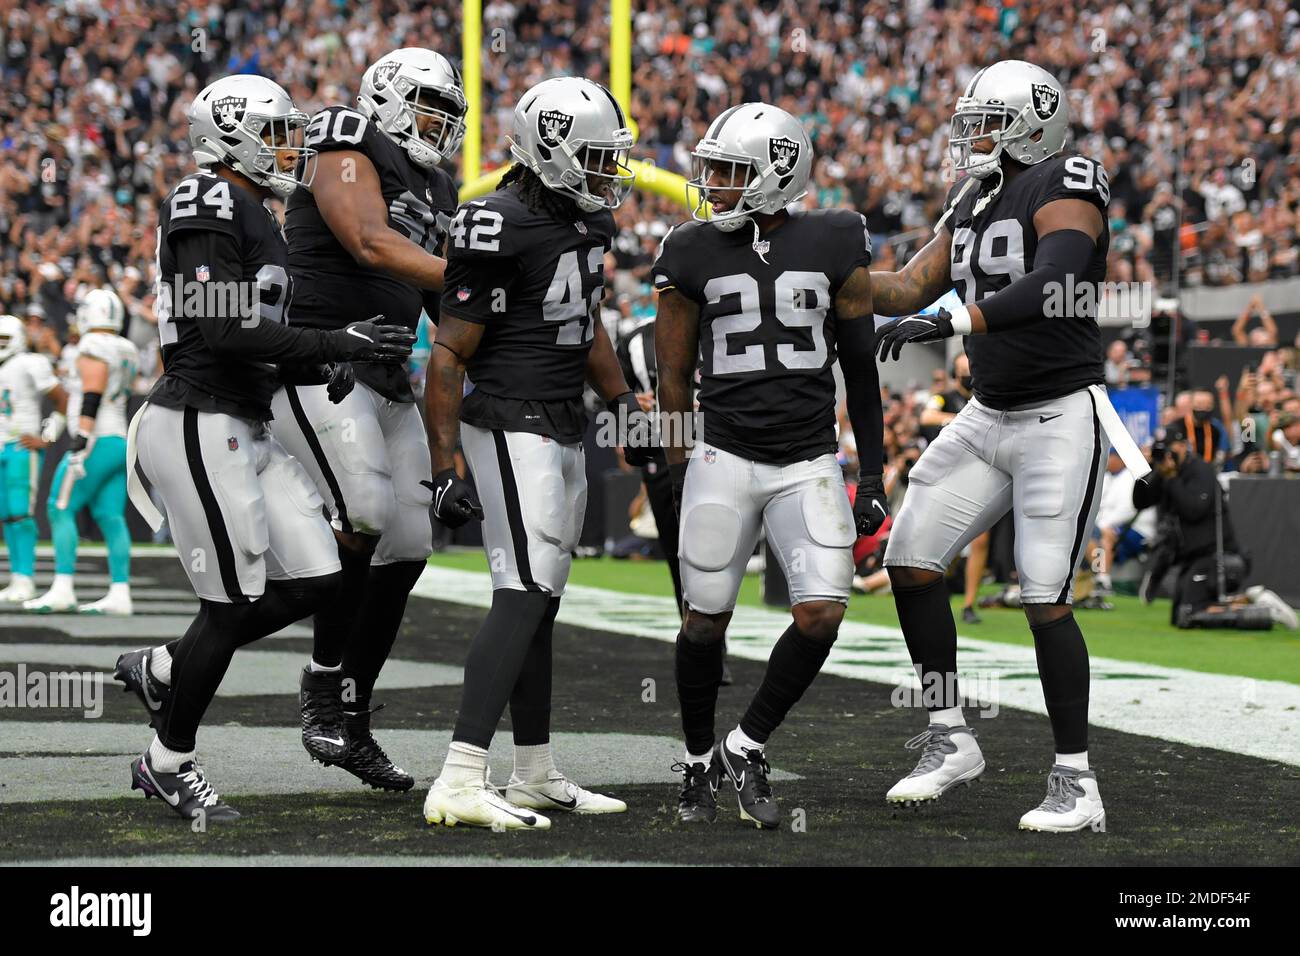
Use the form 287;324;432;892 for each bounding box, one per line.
750;217;770;264
972;166;1005;218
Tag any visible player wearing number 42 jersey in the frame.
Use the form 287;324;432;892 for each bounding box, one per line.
655;103;886;829
422;76;650;830
871;60;1141;833
273;49;462;791
118;74;415;823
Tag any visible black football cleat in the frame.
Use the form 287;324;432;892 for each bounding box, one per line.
300;666;350;765
113;648;170;728
338;705;414;791
672;759;721;823
716;739;781;830
131;751;240;822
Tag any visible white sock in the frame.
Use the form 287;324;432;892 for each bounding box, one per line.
150;645;172;686
726;726;765;756
685;749;714;768
148;735;194;773
1056;752;1089;772
1096;572;1113;590
308;658;341;673
51;573;75;592
441;741;488;787
930;706;965;728
108;582;131;600
512;742;557;783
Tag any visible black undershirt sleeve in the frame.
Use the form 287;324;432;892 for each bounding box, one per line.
838;316;884;475
973;228;1098;333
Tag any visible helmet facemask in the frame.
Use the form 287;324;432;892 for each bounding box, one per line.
221;110;314;198
395;85;467;168
566;141;634;211
688;152;765;232
950;101;1034;180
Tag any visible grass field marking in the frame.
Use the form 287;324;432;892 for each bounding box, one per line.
412;565;1300;768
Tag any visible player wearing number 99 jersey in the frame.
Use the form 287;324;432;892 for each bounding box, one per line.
422;76;643;831
871;60;1119;833
273;49;463;791
122;74;416;823
653;102;885;829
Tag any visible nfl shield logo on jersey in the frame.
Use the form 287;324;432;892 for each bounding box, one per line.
456;286;471;303
195;264;210;282
227;436;239;451
538;110;574;147
769;136;800;175
1030;83;1060;121
213;96;246;134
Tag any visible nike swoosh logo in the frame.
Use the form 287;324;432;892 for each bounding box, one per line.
500;805;538;824
310;736;345;747
872;500;886;516
533;791;579;810
346;327;374;342
1039;414;1063;423
142;763;181;807
140;674;162;712
434;478;452;514
1192;575;1208;582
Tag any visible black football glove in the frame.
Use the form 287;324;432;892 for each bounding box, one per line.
327;316;417;363
420;467;484;529
325;362;356;404
853;473;889;537
875;308;956;362
68;433;89;454
609;391;654;468
669;461;688;517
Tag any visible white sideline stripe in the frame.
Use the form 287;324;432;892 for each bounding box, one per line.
0;613;309;640
413;566;1300;768
4;854;679;868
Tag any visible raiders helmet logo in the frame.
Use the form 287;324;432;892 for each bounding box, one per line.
372;60;401;91
769;136;800;175
538;109;574;148
212;96;247;134
1030;83;1060;122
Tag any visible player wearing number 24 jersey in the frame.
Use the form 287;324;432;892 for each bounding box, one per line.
872;60;1117;834
654;102;885;829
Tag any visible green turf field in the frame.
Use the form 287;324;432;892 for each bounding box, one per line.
427;551;1300;685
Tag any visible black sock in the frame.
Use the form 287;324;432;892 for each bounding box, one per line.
453;589;553;749
892;576;960;711
342;559;424;712
313;544;371;667
1031;613;1090;754
739;623;831;744
161;574;338;752
675;630;724;756
510;596;561;745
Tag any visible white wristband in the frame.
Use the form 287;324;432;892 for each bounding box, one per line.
947;304;973;335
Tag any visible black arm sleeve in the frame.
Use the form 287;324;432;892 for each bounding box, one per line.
172;230;336;364
972;228;1098;333
838;317;884;475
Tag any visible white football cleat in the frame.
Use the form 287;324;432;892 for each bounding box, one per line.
79;590;134;616
0;575;36;604
24;584;78;613
886;724;985;806
1019;765;1106;833
506;772;627;814
423;772;551;831
1246;586;1298;631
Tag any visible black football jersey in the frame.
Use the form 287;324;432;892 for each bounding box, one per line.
441;184;616;443
653;209;873;464
151;170;293;421
944;154;1110;408
285;105;458;401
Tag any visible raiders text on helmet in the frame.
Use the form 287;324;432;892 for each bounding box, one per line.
509;76;635;212
357;48;467;169
950;60;1069;179
188;75;314;198
688;103;813;232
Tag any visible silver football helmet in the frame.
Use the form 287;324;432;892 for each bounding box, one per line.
950;60;1068;180
77;288;126;336
688;103;812;232
358;48;467;169
0;314;27;363
509;76;635;212
188;75;313;198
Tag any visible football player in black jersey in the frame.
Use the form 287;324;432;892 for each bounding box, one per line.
117;75;415;822
871;60;1122;833
422;76;649;830
270;49;463;791
654;103;886;829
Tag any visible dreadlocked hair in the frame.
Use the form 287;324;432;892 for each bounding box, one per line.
498;163;583;221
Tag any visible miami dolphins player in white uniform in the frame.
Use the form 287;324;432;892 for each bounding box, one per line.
26;290;140;615
0;314;69;603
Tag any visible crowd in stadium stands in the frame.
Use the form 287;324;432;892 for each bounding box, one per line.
0;0;1297;468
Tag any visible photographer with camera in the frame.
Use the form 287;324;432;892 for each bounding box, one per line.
1135;422;1296;630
